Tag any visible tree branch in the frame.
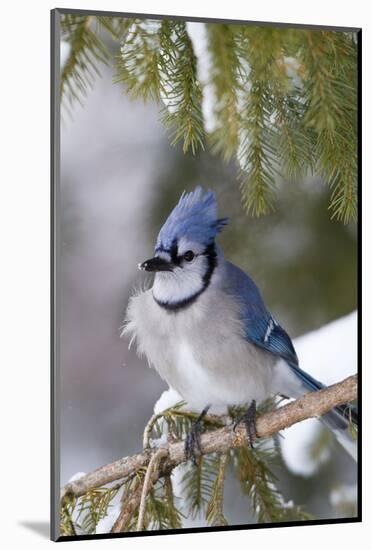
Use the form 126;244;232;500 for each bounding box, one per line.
110;478;144;533
61;374;357;504
136;448;168;531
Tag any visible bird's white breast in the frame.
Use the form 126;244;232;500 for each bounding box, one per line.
123;286;279;410
174;339;216;407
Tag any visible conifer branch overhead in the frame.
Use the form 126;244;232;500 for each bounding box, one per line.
60;15;109;108
60;14;133;110
60;16;358;222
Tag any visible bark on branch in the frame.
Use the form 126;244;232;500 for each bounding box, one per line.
61;374;357;503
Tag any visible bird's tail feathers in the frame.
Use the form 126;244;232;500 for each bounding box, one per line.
289;363;358;461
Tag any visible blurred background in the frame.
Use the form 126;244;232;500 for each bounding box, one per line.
59;30;357;524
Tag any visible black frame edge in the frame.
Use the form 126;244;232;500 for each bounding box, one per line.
54;6;361;32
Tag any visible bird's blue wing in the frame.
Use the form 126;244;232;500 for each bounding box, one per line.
223;261;298;366
222;261;358;456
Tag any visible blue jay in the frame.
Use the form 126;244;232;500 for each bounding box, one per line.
124;187;357;462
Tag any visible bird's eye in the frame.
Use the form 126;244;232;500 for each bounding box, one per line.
183;250;195;262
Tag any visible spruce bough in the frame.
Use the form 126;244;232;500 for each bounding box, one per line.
60;15;358;223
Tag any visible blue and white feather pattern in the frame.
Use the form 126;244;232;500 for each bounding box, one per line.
222;260;357;459
125;185;358;462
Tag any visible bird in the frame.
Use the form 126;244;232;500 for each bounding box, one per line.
123;186;357;462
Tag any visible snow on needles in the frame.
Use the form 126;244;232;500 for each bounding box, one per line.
60;40;71;70
294;311;357;385
186;22;218;133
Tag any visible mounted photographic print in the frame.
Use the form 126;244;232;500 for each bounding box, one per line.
51;8;361;542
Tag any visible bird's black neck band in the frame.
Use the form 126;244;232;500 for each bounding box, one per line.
153;243;217;312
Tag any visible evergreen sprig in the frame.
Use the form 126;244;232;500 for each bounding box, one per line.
232;443;312;523
115;19;162;102
60;482;123;535
149;400;224;445
300;31;357;222
78;485;122;533
60;15;110;108
235;28;283;215
206;452;229;526
181;454;218;518
60;13;358;221
60;494;78;536
60;14;132;111
207;24;244;160
158;21;206;154
60;401;315;536
95;15;132;41
144;478;183;530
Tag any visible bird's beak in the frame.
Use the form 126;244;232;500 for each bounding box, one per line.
138;257;173;272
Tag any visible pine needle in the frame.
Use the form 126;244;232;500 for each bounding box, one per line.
206;452;229;526
60;15;110;109
61;17;358;222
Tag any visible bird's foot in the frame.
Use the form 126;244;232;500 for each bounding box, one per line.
185;406;210;465
233;400;257;448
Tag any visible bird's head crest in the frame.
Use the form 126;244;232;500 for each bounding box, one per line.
156;187;228;251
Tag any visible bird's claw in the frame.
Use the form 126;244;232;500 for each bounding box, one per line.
185;422;203;465
184;406;210;465
233;400;257;448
